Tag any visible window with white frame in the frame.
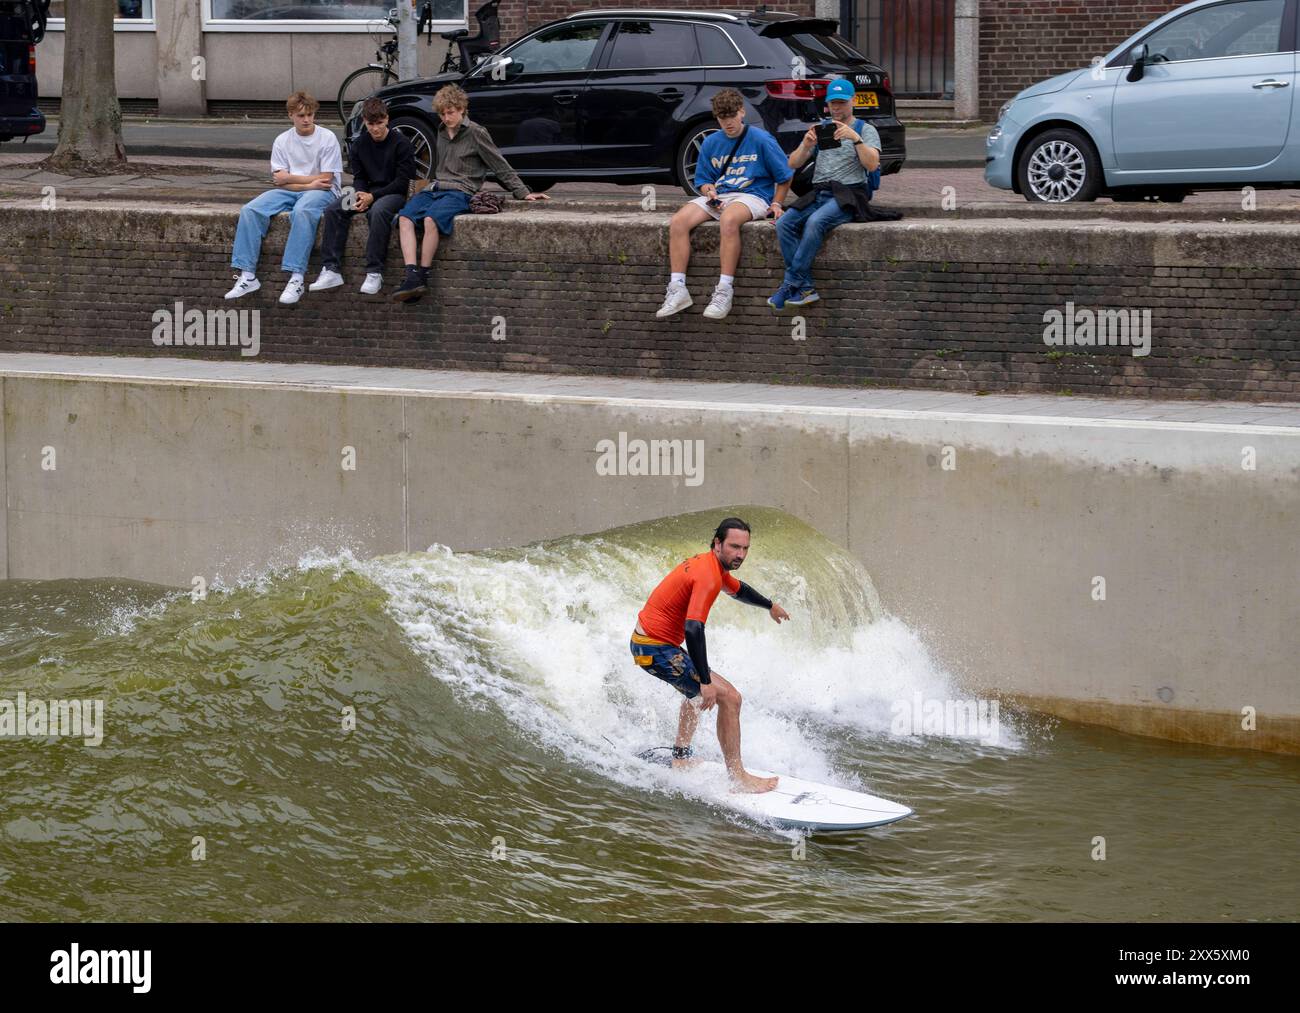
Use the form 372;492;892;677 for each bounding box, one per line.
47;0;155;26
204;0;465;25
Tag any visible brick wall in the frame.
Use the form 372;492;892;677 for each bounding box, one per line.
979;1;1181;120
496;2;817;46
0;207;1296;400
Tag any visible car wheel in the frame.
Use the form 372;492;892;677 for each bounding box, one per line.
389;115;437;181
1017;128;1102;203
675;121;718;197
525;178;556;192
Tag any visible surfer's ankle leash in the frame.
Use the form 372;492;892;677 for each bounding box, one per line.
672;746;694;760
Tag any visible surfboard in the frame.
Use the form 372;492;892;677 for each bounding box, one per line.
637;747;913;832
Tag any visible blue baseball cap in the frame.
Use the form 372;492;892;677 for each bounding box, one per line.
826;78;855;103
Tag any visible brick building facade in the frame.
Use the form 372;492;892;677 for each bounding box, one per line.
977;1;1180;120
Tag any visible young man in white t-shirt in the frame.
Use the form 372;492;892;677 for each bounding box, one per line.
225;91;343;305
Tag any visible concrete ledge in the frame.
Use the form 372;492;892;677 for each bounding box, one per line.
1;206;1298;400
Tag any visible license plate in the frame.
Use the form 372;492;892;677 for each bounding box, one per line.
853;92;879;109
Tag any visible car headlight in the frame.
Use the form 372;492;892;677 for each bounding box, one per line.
997;99;1014;123
988;124;1003;143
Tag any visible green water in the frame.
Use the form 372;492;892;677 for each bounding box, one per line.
0;508;1296;921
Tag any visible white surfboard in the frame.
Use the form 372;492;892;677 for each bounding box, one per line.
638;748;913;832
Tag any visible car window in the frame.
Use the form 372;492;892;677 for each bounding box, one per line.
1143;0;1286;62
505;22;606;75
0;12;32;42
607;20;701;70
778;31;867;65
696;25;743;67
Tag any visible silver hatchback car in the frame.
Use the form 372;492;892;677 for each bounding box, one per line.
986;0;1299;202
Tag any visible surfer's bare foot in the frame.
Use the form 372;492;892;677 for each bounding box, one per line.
730;771;779;794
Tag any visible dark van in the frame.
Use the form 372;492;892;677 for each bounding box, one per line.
0;0;48;146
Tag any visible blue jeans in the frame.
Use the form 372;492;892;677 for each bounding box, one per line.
776;189;853;290
231;188;335;275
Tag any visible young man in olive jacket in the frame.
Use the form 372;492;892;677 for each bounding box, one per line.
392;84;549;303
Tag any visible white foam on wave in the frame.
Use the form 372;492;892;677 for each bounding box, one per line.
358;527;1018;820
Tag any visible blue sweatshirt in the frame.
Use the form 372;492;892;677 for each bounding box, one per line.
694;125;793;206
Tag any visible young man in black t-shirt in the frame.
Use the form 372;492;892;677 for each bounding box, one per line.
311;98;416;296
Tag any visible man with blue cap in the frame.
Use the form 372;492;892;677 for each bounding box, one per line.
769;78;883;310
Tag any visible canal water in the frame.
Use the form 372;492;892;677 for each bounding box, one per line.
1;507;1295;920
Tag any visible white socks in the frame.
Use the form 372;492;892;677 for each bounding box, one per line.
239;270;256;282
719;274;734;290
670;273;686;287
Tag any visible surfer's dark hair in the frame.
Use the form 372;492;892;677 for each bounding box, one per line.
712;517;751;547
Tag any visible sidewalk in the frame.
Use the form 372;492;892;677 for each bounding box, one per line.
7;116;993;167
4;150;1300;220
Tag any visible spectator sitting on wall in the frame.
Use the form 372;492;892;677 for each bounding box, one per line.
225;90;343;305
309;97;415;297
656;88;792;322
391;84;550;304
768;78;886;312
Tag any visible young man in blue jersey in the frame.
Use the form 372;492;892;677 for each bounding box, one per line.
656;88;792;321
769;78;882;310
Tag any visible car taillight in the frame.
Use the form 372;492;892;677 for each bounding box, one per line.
765;79;830;100
882;75;891;93
29;44;35;75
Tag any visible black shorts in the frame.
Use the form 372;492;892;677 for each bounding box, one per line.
629;632;701;700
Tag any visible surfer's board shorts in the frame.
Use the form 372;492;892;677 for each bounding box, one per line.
630;631;701;700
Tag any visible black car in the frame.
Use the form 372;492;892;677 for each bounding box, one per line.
348;7;905;194
0;0;45;146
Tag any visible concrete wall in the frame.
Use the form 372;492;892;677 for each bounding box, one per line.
36;29;455;107
2;365;1297;754
36;30;160;100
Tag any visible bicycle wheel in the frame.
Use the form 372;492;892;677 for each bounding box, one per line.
337;66;396;124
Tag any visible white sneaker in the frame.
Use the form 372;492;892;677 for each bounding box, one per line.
703;285;733;320
309;268;344;292
279;276;305;305
360;273;383;295
655;282;692;319
224;275;259;300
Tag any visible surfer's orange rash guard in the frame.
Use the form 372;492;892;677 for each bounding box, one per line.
638;551;741;646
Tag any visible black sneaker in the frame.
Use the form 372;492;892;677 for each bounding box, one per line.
392;266;427;303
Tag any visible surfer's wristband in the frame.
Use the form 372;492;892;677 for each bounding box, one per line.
734;582;773;611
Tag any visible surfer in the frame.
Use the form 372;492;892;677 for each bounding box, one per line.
630;517;790;793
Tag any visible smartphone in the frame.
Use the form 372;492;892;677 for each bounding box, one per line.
815;119;839;151
707;197;722;209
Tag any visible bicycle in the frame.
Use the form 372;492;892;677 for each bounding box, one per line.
337;10;400;124
433;0;502;76
337;1;502;124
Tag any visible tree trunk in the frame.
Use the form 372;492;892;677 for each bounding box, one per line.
44;0;127;174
